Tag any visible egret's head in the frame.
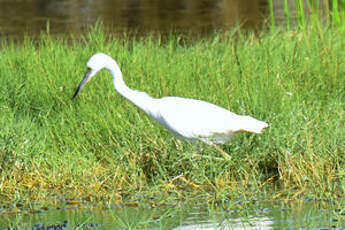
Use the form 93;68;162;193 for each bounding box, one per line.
73;53;112;98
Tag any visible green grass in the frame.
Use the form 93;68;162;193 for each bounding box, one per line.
0;24;344;208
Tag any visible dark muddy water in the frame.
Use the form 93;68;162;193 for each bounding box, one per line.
0;0;309;39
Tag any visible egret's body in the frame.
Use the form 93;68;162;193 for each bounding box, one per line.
73;53;268;148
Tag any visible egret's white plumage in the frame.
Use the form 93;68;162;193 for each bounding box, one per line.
73;53;268;148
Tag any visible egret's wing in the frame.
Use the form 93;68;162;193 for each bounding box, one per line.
155;97;268;144
156;97;242;142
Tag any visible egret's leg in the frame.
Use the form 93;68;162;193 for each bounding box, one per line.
195;141;230;160
175;139;184;154
211;144;232;160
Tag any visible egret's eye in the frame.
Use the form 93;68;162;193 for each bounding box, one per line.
87;67;92;72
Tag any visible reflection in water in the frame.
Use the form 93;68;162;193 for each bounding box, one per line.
0;200;342;229
173;216;274;230
0;0;270;38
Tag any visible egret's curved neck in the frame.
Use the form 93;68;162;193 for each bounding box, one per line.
105;59;159;118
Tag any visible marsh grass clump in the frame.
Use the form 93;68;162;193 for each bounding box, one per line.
0;24;344;207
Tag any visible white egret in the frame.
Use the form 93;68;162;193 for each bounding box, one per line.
73;53;268;159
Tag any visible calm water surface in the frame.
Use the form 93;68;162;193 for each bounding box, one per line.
0;0;308;39
0;200;344;229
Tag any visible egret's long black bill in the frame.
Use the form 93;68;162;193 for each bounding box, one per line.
72;71;91;99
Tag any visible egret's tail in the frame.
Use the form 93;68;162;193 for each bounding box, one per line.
237;115;269;134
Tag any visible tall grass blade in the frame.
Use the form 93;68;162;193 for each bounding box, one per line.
296;0;306;29
283;0;291;29
268;0;276;30
331;0;341;25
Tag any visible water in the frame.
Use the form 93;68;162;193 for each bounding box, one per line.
0;0;313;39
1;200;344;229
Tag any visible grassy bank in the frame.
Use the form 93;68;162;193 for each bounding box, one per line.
0;25;344;208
